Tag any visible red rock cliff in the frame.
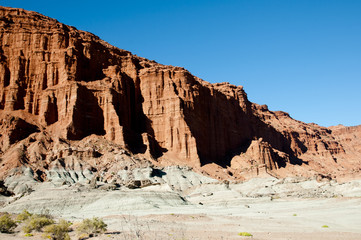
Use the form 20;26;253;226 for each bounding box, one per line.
0;6;360;180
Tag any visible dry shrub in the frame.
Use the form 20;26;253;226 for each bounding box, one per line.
16;210;33;222
23;214;54;233
0;213;17;233
77;217;107;238
43;219;71;240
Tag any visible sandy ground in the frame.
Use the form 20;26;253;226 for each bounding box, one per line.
1;174;361;239
1;197;361;239
95;197;361;240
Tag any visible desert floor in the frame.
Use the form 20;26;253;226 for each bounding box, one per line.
1;176;361;239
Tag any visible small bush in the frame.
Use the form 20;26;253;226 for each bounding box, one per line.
43;219;71;240
17;210;33;222
23;214;54;233
322;225;329;228
293;213;297;216
77;217;107;237
0;213;17;233
24;233;33;237
238;232;253;237
78;233;88;240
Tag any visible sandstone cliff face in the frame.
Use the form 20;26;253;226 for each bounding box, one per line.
330;125;361;154
0;6;360;181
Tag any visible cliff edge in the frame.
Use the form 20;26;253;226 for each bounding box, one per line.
0;6;360;181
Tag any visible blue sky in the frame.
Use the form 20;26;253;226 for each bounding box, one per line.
2;0;360;127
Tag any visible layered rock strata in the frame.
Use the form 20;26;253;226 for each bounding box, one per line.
0;6;360;181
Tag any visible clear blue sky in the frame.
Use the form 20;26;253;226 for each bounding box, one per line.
2;0;361;127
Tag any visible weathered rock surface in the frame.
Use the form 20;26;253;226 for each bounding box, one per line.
0;6;360;182
330;125;361;155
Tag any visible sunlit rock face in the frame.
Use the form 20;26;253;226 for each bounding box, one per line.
0;6;360;181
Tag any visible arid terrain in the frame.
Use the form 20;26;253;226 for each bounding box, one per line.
0;6;361;240
1;174;361;239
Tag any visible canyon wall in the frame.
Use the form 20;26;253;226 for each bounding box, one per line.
0;6;360;180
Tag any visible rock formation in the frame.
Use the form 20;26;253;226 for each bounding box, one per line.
0;6;360;182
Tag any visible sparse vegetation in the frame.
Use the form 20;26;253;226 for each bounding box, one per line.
78;233;89;240
23;214;54;233
43;219;71;240
238;232;253;237
17;209;33;222
293;213;297;216
0;209;112;239
77;217;107;237
0;213;17;233
270;195;280;201
0;210;110;239
322;225;329;228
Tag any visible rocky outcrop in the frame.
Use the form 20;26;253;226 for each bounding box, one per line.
0;6;360;181
330;125;361;154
